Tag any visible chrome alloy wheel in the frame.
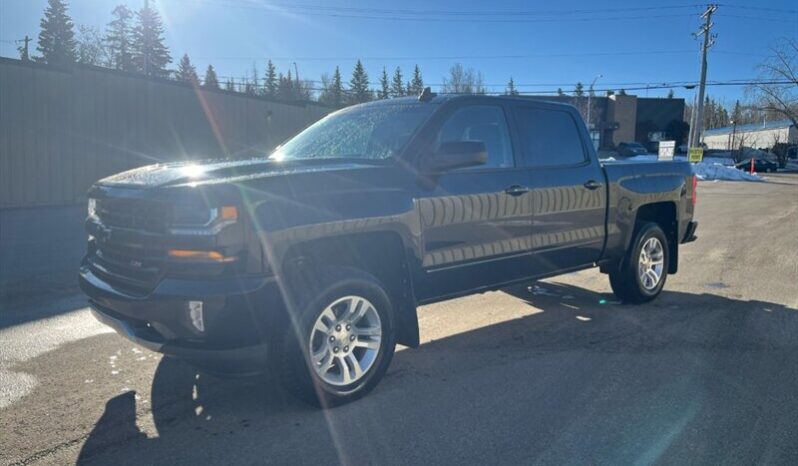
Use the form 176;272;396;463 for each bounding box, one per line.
308;295;382;386
638;237;665;290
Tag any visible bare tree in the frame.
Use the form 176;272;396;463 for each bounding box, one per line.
754;38;798;127
76;25;109;66
441;63;486;94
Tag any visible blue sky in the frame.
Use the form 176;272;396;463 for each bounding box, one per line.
1;0;796;104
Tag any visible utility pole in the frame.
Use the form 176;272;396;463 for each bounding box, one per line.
587;74;602;132
688;4;718;148
16;35;31;61
144;0;150;77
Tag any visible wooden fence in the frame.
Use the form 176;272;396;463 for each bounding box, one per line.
0;57;332;208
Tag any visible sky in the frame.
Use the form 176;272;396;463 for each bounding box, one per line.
1;0;796;105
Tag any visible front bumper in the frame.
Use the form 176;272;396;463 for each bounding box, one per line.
80;265;285;374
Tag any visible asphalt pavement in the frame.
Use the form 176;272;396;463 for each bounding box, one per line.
2;173;797;466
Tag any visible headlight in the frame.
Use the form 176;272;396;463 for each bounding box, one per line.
171;203;238;229
87;198;97;218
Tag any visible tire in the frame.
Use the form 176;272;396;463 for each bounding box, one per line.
278;266;396;408
609;222;669;304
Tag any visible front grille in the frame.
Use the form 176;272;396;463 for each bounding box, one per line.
90;240;165;296
95;198;170;233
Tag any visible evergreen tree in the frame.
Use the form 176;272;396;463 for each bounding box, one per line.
574;82;584;97
667;89;675;99
203;64;219;89
618;89;627;95
506;77;519;96
406;81;412;96
106;4;134;71
557;88;565;96
409;64;424;95
265;60;277;97
175;54;199;83
391;66;405;97
224;78;235;92
277;71;295;100
36;0;77;64
330;66;344;106
378;67;390;99
132;2;171;77
349;60;371;103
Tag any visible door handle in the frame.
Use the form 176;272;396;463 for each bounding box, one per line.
505;185;530;196
583;180;603;190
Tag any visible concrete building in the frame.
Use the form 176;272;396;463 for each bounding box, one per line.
701;120;797;150
526;94;686;150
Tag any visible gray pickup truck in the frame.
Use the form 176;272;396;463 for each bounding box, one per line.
80;93;698;406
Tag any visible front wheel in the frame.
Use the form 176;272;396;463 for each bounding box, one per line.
609;222;669;304
278;267;396;407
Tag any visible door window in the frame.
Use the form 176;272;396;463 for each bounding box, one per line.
435;105;514;169
514;107;587;167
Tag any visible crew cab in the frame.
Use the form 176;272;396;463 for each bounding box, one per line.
80;93;698;406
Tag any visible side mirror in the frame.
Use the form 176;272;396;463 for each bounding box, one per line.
423;141;488;173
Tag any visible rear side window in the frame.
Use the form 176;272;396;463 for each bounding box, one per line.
514;107;587;167
435;105;514;169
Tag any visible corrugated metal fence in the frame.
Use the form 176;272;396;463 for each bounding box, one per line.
0;57;332;209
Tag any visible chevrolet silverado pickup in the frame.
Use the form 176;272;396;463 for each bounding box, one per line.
80;93;698;406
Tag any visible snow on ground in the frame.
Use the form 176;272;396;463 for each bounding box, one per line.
603;154;764;182
691;162;763;182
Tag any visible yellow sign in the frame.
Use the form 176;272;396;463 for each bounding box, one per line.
688;147;704;163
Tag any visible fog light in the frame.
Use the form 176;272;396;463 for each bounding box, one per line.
188;301;204;332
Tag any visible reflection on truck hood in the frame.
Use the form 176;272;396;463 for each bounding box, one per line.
98;158;374;188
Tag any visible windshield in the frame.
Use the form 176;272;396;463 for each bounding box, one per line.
272;103;435;161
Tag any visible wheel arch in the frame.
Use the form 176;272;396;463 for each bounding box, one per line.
280;231;420;348
633;201;679;274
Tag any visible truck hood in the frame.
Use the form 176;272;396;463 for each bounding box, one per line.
98;158;377;188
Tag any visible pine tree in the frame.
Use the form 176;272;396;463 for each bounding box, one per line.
557;88;565;96
175;54;199;83
667;89;675;99
330;66;344;106
409;65;424;95
131;2;171;77
224;78;235;92
378;67;390;99
506;77;519;96
265;60;277;97
36;0;77;64
349;60;371;103
619;89;627;96
574;82;585;97
106;4;134;71
391;66;405;97
203;64;219;89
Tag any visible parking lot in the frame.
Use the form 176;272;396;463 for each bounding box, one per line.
2;173;797;466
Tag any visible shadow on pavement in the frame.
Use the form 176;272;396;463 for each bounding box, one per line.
76;284;798;465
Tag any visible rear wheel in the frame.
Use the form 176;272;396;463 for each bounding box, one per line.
609;222;669;304
278;267;396;407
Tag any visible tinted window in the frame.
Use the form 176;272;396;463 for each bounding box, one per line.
436;105;514;169
514;107;587;167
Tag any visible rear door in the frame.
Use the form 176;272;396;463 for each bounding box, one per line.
511;103;607;274
414;101;533;300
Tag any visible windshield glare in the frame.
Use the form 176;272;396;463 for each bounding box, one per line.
272;103;434;161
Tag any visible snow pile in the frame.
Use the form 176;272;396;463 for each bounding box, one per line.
691;162;763;182
611;154;764;182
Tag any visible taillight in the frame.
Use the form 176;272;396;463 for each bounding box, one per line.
691;175;698;206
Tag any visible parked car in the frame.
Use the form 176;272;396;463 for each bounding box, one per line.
80;93;698;407
736;158;778;173
617;142;649;157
